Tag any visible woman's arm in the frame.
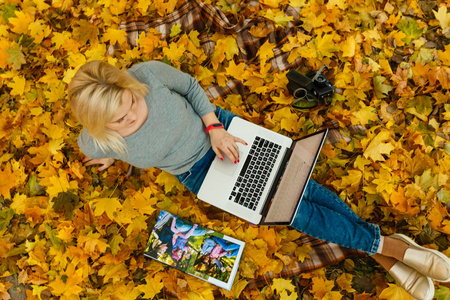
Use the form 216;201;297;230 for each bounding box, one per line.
202;112;247;163
177;224;198;239
170;217;181;234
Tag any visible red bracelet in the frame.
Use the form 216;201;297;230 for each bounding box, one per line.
205;123;224;133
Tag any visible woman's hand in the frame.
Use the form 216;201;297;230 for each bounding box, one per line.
82;157;115;172
209;128;247;163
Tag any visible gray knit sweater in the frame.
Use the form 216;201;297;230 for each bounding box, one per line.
77;61;216;174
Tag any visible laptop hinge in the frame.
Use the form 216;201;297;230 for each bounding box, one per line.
260;146;294;217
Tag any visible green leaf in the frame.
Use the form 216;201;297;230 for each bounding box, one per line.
0;4;17;22
437;189;450;204
52;191;80;219
435;285;450;300
169;24;182;37
0;208;15;231
5;43;26;70
109;235;124;256
373;75;393;99
45;223;62;250
406;95;433;121
397;19;424;44
445;143;450;155
415;169;437;191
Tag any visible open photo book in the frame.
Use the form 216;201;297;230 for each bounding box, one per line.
144;210;246;290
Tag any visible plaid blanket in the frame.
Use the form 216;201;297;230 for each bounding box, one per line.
119;0;364;295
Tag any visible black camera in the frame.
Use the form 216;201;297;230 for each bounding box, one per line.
287;65;335;107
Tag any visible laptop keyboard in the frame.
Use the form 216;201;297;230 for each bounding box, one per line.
228;136;282;210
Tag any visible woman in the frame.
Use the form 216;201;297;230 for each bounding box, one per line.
69;60;450;300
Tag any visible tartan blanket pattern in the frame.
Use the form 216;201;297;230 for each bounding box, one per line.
118;0;365;295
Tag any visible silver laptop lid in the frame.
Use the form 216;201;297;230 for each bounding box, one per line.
260;129;328;225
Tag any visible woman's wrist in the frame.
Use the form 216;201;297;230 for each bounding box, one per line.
205;123;224;134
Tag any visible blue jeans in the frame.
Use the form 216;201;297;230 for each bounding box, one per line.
291;180;381;255
175;107;237;194
177;108;381;255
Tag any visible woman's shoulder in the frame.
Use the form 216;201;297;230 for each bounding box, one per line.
128;60;168;75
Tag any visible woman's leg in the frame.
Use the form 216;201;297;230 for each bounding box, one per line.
291;180;381;255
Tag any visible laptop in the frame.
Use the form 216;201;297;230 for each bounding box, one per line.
197;117;328;225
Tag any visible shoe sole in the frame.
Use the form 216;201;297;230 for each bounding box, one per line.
391;233;450;282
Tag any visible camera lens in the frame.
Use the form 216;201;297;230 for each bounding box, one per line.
314;74;327;86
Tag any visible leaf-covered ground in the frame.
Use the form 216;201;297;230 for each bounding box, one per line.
1;0;450;299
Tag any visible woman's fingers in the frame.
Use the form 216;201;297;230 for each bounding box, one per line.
215;142;239;163
82;157;115;171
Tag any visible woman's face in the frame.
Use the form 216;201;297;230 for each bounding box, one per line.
157;244;168;255
106;89;148;137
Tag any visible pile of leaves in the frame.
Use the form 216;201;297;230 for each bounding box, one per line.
1;0;450;299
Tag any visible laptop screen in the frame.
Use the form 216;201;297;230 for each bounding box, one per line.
261;130;327;224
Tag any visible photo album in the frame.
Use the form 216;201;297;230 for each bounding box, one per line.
144;210;246;290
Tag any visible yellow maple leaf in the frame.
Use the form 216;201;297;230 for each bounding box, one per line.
332;169;363;194
78;231;109;254
326;0;348;10
350;103;378;126
272;107;300;132
211;36;239;68
155;171;185;192
295;244;312;262
437;44;450;66
99;262;129;283
0;162;21;199
373;168;395;195
28;20;52;44
363;131;395;162
9;10;34;34
126;215;148;235
271;93;293;105
379;284;413;300
130;188;157;215
114;198;140;225
310;276;334;298
341;34;356;57
51;31;71;49
139;273;165;298
225;60;248;82
48;263;83;297
260;0;282;8
336;273;355;292
109;0;127;15
7;75;26;96
257;40;275;65
10;193;28;214
110;281;142;300
433;5;450;29
162;42;186;63
33;0;51;12
301;11;327;32
265;9;294;27
280;290;298;300
102;28;127;45
90;197;123;220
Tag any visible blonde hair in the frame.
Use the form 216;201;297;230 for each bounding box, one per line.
68;60;149;156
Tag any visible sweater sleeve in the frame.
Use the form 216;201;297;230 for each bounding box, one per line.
129;61;215;118
77;129;117;159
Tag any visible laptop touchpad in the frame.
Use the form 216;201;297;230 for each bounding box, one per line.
215;152;242;176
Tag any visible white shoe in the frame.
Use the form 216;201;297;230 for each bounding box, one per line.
389;261;435;300
391;233;450;282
